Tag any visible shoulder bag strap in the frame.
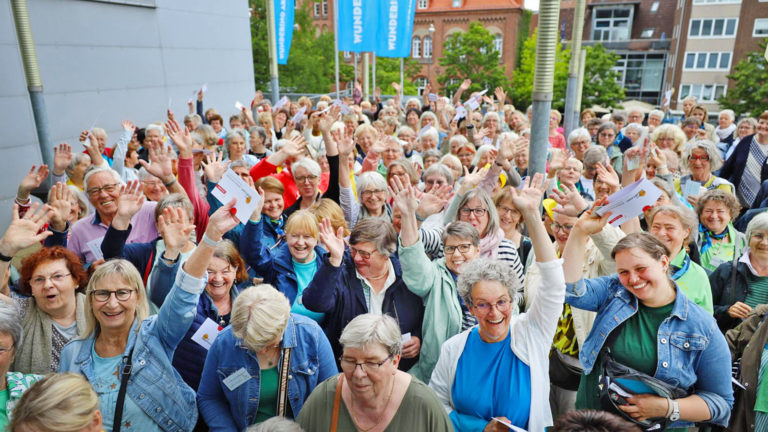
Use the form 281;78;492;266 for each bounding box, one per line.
113;345;136;432
330;374;344;432
276;347;292;417
142;247;155;286
730;255;739;307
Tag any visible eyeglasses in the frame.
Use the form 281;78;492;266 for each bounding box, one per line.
689;154;710;162
294;175;318;183
444;243;474;255
382;148;401;154
497;206;517;216
472;298;512;313
459;207;487;217
360;189;386;198
30;273;71;287
350;246;376;260
339;355;393;373
90;289;135;302
599;132;616;138
550;222;574;233
86;183;119;197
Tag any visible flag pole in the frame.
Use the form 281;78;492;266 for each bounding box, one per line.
333;0;340;98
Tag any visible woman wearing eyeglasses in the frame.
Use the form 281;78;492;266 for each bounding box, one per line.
58;202;240;432
301;218;425;372
674;140;734;207
429;174;566;431
297;314;452;432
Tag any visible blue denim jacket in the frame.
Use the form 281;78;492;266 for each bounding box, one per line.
197;313;338;431
59;268;204;432
567;275;734;427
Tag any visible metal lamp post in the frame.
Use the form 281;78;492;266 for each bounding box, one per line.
427;23;435;87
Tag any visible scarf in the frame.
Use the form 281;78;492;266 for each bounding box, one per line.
699;223;730;255
267;215;286;238
715;123;736;142
478;228;505;259
13;293;87;374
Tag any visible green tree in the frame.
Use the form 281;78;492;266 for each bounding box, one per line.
436;22;510;96
719;39;768;116
374;56;421;95
581;44;625;110
510;30;569;110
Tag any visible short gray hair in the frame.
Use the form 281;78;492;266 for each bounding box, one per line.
248;126;268;141
648;109;665;120
583;146;608;167
230;159;251;171
482;112;500;127
419;127;439;144
231;284;291;353
452;188;500;237
247;417;304;432
681;140;723;172
137;167;158;181
83;166;123;192
598;122;618;136
747;213;768;242
567;127;591;146
423;163;454;185
472;144;496;166
66;153;91;176
145;123;164;134
457;259;521;307
356;171;388;197
155;193;194;222
225;129;247;150
719;109;735;122
339;313;402;356
441;221;480;246
349;218;397;257
0;301;22;348
291;157;321;178
647;204;698;245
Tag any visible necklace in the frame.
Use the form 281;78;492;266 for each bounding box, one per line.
350;376;396;432
259;345;280;367
367;270;389;281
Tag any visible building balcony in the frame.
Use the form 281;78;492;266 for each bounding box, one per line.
582;38;671;51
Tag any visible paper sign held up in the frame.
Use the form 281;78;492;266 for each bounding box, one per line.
595;178;662;226
211;170;262;224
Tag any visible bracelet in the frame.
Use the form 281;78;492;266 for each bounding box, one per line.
14;196;30;206
163;178;177;188
665;397;674;418
201;233;221;248
577;204;591;218
161;253;180;263
0;252;12;263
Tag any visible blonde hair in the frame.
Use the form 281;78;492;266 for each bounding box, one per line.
310;198;351;237
285;210;320;239
82;260;150;339
9;373;100;432
231;284;291;353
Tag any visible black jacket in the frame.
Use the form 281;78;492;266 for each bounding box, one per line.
709;259;752;332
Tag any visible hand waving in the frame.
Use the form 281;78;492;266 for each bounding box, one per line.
0;204;53;257
201;152;231;184
157;206;195;253
18;165;50;200
53;144;72;176
166;119;193;159
48;182;73;231
114;180;145;229
206;199;241;241
139;142;175;184
507;173;546;216
318;217;346;267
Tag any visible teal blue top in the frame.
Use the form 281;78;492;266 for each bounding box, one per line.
292;257;325;323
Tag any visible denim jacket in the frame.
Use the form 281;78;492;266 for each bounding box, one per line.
567;275;734;427
59;268;204;432
197;314;338;431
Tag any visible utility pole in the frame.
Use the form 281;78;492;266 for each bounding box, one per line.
265;0;280;103
563;0;586;138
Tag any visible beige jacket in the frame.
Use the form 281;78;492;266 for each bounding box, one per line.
523;224;625;348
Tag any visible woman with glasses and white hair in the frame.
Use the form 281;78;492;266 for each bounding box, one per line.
302;218;425;372
297;314;452;432
58;203;240;432
198;284;337;430
430;173;565;431
675;140;734;207
343;172;391;230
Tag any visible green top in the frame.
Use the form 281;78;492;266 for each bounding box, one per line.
699;224;746;272
254;367;279;424
745;275;768;309
671;249;713;313
0;387;8;430
296;375;453;432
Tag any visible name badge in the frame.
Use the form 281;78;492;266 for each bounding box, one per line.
223;368;252;391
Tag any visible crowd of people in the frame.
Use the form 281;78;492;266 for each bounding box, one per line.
1;81;767;431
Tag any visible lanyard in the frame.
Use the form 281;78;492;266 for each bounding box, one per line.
670;254;691;281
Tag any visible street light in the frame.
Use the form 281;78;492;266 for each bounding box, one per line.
427;23;435;88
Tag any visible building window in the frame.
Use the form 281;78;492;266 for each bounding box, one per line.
612;52;666;104
641;28;654;38
412;37;421;58
693;0;741;4
679;84;727;102
755;19;768;37
592;6;634;41
418;0;428;9
314;2;320;16
423;36;433;58
650;1;660;12
416;78;428;95
689;18;738;37
452;0;462;6
322;0;328;16
343;51;351;59
683;52;732;70
493;34;503;52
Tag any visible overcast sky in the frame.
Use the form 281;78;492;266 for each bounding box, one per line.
524;0;539;11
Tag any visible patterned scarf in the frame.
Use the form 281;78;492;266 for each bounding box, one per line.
699;223;730;255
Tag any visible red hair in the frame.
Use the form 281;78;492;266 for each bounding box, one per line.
19;247;88;296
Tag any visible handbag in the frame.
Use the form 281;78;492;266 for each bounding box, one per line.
113;345;136;432
549;347;582;391
330;374;344;432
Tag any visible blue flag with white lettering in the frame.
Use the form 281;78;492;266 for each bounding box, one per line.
375;0;417;57
274;0;295;65
337;0;380;53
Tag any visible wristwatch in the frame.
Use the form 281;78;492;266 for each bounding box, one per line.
669;399;680;421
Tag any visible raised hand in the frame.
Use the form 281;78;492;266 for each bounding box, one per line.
318;217;346;267
53;143;72;176
206;199;240;241
548;149;568;174
335;129;356;157
459;164;491;194
82;131;106;166
18;165;50;201
459;79;472;91
595;163;620;193
47;182;73;231
166;119;193;159
419;183;452;218
0;203;53;257
389;176;419;215
507;173;546;216
494;87;507;104
391;82;401;93
113;180;145;230
139;142;175;184
157;206;195;256
573;197;611;236
201;151;230;184
551;182;589;218
249;187;266;222
281;134;307;159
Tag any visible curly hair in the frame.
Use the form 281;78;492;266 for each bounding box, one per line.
19;247;88;296
457;259;521;307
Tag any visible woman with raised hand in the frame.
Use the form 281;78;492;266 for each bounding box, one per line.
58;201;240;432
562;203;733;429
430;173;566;431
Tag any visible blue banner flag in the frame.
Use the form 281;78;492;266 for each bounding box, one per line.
275;0;295;65
375;0;417;57
337;0;387;54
